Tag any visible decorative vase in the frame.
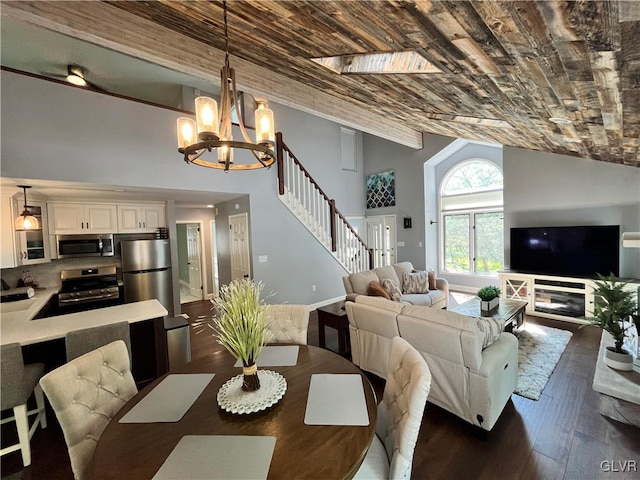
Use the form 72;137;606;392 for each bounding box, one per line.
242;363;261;391
604;347;634;371
480;297;500;313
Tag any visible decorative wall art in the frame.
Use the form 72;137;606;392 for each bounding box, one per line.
366;170;396;209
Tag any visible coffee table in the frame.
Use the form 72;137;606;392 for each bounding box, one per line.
450;298;528;333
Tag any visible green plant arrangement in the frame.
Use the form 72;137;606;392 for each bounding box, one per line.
477;285;501;301
212;278;273;391
583;273;637;370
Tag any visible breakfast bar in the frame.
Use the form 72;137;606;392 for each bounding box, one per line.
1;297;169;386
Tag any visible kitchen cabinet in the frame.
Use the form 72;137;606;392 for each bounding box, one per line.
1;194;16;268
12;199;51;265
117;204;166;233
48;203;118;234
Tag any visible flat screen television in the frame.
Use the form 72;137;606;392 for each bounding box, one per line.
510;225;620;277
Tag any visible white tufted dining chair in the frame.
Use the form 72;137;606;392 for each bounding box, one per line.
354;336;432;480
262;304;310;344
0;343;47;467
39;340;138;480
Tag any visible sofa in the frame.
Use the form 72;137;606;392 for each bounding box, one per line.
345;295;518;432
343;262;449;309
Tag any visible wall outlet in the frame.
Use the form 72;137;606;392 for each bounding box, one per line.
312;285;316;292
418;241;423;247
397;241;405;247
258;255;268;263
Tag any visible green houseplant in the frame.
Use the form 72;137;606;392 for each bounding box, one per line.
212;278;273;390
583;273;637;371
477;285;501;313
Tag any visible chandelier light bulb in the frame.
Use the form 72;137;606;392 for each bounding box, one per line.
177;117;197;150
195;96;219;139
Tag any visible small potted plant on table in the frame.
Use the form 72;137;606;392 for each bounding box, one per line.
477;285;501;314
583;273;638;371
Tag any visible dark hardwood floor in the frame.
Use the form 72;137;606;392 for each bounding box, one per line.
2;299;638;479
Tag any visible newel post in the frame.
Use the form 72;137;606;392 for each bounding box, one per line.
329;199;337;252
276;132;285;196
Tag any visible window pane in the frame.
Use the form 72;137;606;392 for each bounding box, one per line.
444;214;469;273
474;212;504;275
442;160;503;196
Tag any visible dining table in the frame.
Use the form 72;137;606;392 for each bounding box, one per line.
91;344;378;479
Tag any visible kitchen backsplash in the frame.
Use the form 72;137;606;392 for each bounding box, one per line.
1;256;122;290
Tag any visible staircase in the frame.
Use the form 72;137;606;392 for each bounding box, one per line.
275;133;372;274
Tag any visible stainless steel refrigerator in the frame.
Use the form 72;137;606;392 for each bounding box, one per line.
121;239;174;315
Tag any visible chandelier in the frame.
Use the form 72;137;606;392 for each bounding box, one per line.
177;0;275;172
14;185;40;231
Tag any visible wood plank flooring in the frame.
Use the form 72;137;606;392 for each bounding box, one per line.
2;299;638;479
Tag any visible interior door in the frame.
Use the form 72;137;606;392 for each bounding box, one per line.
365;215;396;268
229;213;251;281
186;224;203;299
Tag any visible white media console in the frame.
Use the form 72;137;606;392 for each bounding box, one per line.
499;272;640;324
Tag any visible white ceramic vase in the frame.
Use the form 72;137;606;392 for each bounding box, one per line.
604;347;634;371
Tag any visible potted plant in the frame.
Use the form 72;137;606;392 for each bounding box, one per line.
477;285;501;313
212;278;273;390
583;273;638;371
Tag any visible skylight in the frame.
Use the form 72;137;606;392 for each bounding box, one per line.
311;50;442;74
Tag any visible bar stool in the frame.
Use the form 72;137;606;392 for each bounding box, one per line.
0;343;47;466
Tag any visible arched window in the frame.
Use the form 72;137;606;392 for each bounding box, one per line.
440;159;504;276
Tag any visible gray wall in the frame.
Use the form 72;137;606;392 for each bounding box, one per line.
503;146;640;279
363;133;454;270
363;133;640;286
1;70;364;304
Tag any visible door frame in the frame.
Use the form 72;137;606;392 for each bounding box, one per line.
176;220;207;300
228;212;251;281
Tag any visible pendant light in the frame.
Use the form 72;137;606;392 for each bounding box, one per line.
14;185;40;231
177;0;276;172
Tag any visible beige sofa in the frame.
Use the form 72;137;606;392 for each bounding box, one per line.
343;262;449;308
345;295;518;432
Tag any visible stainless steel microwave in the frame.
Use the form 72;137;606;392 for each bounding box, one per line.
56;234;114;258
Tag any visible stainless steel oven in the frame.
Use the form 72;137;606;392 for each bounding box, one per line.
56;234;114;258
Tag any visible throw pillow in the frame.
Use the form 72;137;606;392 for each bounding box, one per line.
381;278;403;303
427;270;437;290
368;281;391;300
476;317;503;348
403;271;429;294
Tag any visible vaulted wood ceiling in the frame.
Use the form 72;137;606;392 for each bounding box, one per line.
4;1;639;166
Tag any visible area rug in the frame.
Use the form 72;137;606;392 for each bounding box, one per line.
514;323;573;400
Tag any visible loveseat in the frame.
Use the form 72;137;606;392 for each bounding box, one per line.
345;295;518;431
343;262;449;309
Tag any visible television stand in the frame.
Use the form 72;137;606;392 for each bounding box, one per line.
499;272;640;324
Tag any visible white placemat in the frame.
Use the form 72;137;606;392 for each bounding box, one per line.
304;374;370;426
233;345;299;367
152;435;276;480
119;374;214;423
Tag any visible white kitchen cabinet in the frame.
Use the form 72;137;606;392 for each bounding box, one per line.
117;204;165;233
1;195;16;268
12;199;51;265
48;203;118;234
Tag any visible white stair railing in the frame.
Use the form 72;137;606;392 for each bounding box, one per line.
276;133;371;273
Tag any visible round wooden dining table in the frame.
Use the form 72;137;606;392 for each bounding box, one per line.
92;345;377;479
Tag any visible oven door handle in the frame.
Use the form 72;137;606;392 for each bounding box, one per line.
59;292;119;303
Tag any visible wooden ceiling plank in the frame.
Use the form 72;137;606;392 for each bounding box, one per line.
2;0;422;148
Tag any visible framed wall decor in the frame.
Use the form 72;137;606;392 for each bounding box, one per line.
366;170;395;209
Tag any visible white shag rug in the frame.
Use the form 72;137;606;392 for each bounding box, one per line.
514;323;573;401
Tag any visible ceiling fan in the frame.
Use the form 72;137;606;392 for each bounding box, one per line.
42;64;107;92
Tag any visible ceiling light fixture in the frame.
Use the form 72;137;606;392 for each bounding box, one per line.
176;0;275;172
14;185;40;231
549;117;572;125
66;65;88;87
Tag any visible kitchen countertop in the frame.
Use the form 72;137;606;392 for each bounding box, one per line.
1;295;168;346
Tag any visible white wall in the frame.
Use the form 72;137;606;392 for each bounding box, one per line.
1;70;365;304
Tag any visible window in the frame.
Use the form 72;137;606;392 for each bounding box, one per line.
440;160;503;276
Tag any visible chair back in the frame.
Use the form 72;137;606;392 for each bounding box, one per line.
39;340;138;480
65;322;132;362
377;336;431;480
262;304;310;344
1;343;27;410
